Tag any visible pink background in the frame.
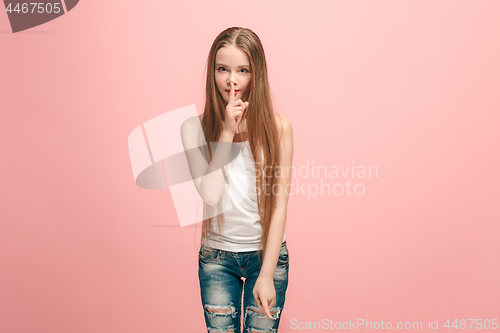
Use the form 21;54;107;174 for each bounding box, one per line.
1;0;499;332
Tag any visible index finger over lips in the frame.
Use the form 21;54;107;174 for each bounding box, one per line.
229;82;235;102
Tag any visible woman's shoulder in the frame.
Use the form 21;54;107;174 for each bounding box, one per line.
181;115;202;129
274;114;293;136
180;115;204;143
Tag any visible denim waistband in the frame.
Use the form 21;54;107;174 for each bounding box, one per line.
201;240;287;255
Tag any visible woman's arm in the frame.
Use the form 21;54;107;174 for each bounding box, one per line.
180;116;234;206
259;114;294;279
252;114;294;318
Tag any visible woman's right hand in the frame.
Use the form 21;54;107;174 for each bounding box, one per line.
223;82;249;136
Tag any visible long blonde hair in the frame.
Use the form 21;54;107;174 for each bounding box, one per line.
200;27;282;264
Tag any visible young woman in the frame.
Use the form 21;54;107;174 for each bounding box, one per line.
181;27;294;333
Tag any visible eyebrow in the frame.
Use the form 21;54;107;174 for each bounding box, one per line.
215;63;250;68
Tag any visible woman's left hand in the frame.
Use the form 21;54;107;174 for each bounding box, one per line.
253;276;276;319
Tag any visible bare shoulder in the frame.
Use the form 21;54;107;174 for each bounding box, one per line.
180;115;204;144
274;114;293;139
181;115;201;131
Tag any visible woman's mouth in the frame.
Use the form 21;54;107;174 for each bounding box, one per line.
226;90;239;94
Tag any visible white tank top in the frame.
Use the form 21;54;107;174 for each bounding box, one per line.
201;139;286;252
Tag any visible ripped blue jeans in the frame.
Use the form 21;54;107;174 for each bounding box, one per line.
198;240;289;333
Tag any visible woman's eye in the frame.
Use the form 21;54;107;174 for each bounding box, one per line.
217;67;249;73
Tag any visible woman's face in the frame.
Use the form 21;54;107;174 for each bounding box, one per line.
214;44;252;104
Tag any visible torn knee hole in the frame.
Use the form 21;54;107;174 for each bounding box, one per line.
245;305;281;320
205;304;237;319
248;307;279;315
207;327;235;333
205;305;234;314
248;328;277;333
